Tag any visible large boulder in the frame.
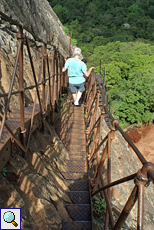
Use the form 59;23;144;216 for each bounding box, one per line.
0;0;71;57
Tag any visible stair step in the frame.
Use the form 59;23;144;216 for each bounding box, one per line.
67;116;85;121
66;191;90;204
60;132;86;140
67;145;86;152
65;180;89;191
65;123;85;130
62;221;92;230
66;120;85;125
65;160;87;172
61;172;87;180
69;107;84;113
64;139;86;146
68;155;87;160
62;128;85;134
66;204;91;221
69;150;86;155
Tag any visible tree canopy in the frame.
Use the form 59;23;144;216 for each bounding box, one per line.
48;0;154;126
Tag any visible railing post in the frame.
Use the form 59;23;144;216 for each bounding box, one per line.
42;44;47;115
114;162;154;229
62;57;65;93
69;31;72;57
55;50;59;112
51;47;56;124
58;53;62;97
17;26;26;157
135;163;153;230
114;185;138;230
105;120;117;229
46;50;52;124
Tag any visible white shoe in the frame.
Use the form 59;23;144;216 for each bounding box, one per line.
74;101;79;106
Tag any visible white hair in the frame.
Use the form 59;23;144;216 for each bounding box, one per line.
73;47;81;56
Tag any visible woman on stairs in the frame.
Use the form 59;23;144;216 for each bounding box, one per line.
62;47;94;107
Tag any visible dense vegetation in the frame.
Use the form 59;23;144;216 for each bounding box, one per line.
48;0;154;126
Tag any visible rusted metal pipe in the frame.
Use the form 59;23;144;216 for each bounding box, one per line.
92;173;137;196
25;57;43;156
99;172;115;228
91;141;108;188
105;132;112;229
42;44;47;114
0;116;26;152
137;183;145;230
135;162;153;230
46;55;52;122
0;11;23;27
17;26;26;154
51;48;56;124
140;162;154;181
0;37;22;142
0;90;23;97
113;122;147;165
55;51;59;112
113;185;138;230
25;38;44;122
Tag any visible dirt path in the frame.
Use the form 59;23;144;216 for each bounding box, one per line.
126;123;154;163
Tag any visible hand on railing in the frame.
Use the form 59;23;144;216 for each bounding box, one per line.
84;66;94;78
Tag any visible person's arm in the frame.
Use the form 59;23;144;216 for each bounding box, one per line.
84;66;94;77
62;58;69;72
62;66;67;72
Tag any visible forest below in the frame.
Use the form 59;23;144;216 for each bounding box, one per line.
48;0;154;127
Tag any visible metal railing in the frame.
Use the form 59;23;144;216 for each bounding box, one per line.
0;11;69;170
84;71;154;229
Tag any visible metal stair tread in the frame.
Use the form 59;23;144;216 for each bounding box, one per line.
65;179;89;191
65;160;87;172
66;204;91;221
61;172;88;180
65;166;86;173
62;220;92;230
66;191;90;204
68;155;87;160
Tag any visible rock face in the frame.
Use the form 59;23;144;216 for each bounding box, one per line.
100;120;154;229
0;0;71;114
0;26;44;114
0;122;71;229
0;2;73;227
0;0;71;57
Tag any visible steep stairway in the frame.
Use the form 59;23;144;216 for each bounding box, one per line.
57;99;92;229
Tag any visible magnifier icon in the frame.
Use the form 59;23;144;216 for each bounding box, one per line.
3;211;18;227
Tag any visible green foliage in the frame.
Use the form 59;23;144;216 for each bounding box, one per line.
1;167;8;177
52;4;68;22
63;25;69;36
48;0;154;48
71;38;78;46
48;0;154;126
93;196;106;218
58;93;67;109
95;41;154;125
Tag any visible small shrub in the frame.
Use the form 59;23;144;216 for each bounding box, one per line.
93;196;106;218
1;167;8;177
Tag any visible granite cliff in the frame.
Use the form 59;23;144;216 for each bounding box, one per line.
0;0;70;57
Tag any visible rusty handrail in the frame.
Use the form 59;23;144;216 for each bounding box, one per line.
0;12;69;166
0;11;23;27
0;39;22;141
0;73;63;98
85;70;154;229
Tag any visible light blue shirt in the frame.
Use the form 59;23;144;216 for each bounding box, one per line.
65;58;87;84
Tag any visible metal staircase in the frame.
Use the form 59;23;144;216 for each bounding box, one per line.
56;100;92;230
